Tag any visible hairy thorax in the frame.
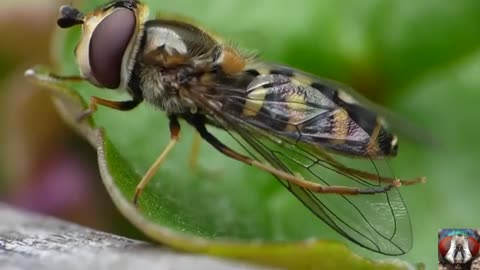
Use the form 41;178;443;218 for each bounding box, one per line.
137;63;196;114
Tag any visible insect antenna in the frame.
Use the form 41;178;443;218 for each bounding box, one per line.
57;5;85;28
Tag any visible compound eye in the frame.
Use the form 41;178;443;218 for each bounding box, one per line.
438;236;452;257
89;8;136;89
468;237;480;256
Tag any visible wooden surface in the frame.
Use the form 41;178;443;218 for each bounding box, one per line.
0;204;274;270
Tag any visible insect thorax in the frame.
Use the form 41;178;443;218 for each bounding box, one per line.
130;63;187;113
127;19;224;114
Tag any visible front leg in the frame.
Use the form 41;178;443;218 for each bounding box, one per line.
77;96;142;122
24;69;143;121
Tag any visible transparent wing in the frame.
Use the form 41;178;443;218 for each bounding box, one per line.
188;79;413;255
225;116;411;255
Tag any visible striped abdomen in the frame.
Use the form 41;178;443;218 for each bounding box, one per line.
221;71;398;158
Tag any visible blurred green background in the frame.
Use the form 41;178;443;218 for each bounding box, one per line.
1;0;480;269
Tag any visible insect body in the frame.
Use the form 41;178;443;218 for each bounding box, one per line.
53;0;425;255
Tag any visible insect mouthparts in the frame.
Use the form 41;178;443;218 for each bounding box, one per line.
57;5;85;29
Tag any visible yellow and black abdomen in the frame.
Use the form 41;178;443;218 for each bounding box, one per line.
221;71;398;159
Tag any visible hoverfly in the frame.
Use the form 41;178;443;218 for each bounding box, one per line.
50;0;425;255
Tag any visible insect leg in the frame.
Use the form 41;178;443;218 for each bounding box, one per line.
191;117;399;195
133;116;180;205
314;150;426;186
336;165;425;186
31;72;142;121
77;97;142;122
